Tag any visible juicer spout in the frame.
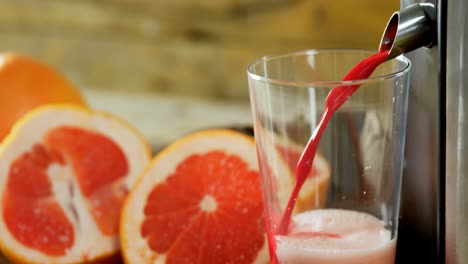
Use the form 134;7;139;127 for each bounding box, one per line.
379;3;437;60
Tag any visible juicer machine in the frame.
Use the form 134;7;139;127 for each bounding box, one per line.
380;0;467;263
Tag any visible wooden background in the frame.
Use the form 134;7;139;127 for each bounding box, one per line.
0;0;398;147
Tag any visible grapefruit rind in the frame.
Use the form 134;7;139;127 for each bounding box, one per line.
121;129;270;264
0;105;151;264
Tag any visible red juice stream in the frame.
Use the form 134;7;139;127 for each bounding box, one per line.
275;50;390;236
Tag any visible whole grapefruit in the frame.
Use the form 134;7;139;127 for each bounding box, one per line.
0;53;86;142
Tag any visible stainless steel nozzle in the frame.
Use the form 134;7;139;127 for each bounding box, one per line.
379;3;437;60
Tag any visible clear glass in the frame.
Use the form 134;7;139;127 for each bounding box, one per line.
248;49;411;264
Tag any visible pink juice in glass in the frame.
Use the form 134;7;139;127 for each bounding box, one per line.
274;209;396;264
267;51;396;263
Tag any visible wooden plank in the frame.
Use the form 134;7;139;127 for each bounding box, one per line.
0;0;398;101
81;89;253;149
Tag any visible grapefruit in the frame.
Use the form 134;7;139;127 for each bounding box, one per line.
0;105;151;263
120;129;272;263
272;135;331;211
256;128;330;212
0;53;86;143
226;126;330;211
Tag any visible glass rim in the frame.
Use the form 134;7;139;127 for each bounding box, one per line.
247;49;411;87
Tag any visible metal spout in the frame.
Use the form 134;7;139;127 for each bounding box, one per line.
379;3;437;60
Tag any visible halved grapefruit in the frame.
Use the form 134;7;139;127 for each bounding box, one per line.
121;129;274;263
0;105;151;263
272;134;331;211
226;126;330;211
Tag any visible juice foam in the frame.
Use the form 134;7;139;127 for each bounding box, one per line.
275;209;396;264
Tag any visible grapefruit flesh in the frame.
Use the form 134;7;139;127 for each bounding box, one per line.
3;144;73;256
121;130;270;263
3;126;129;256
141;151;264;262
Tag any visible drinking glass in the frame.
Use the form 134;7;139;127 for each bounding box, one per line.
248;49;411;264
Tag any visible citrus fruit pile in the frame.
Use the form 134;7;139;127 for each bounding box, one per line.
0;53;330;263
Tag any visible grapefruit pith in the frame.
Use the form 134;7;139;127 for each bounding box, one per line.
121;129;270;263
0;105;151;263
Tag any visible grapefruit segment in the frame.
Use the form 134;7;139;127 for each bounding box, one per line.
6;144;58;197
121;129;270;263
3;192;74;256
0;105;151;264
3;141;75;257
88;182;129;235
44;126;130;235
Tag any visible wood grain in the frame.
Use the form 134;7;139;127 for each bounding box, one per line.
0;0;398;101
